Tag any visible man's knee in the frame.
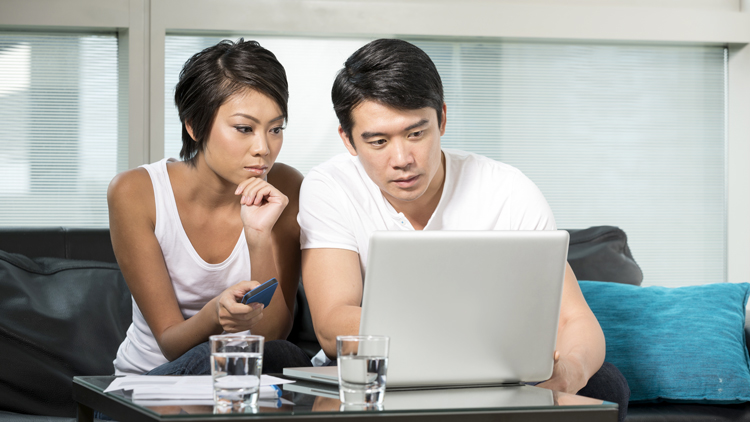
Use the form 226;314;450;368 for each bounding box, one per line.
262;340;312;373
578;362;630;422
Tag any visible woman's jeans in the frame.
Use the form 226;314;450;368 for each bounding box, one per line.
145;339;313;375
94;340;312;420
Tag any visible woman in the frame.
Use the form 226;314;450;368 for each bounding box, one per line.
108;39;311;375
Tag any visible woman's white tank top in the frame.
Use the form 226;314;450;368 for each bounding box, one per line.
113;158;250;375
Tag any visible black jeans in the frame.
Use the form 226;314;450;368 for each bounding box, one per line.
578;361;630;422
327;358;628;420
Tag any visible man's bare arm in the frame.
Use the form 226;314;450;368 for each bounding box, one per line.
537;262;606;394
302;248;364;358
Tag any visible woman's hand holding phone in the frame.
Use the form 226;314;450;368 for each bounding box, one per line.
215;280;265;333
240;278;278;307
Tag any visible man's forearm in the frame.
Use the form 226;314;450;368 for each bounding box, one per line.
556;314;606;392
317;305;362;358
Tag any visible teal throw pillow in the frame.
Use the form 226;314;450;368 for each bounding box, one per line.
579;280;750;403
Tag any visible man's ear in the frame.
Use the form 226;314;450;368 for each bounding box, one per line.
185;122;197;141
339;126;358;156
439;103;447;137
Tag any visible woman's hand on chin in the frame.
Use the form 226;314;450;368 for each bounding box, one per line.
235;178;289;237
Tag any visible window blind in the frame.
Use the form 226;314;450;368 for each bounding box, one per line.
165;36;369;172
427;41;726;287
0;32;125;227
165;36;725;287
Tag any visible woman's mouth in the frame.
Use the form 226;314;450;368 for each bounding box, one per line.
244;166;267;176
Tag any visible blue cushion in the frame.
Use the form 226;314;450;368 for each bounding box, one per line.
579;280;750;403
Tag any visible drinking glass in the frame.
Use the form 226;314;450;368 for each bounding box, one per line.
336;335;389;406
210;334;264;409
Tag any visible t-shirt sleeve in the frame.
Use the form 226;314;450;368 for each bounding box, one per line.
504;170;557;231
298;170;359;252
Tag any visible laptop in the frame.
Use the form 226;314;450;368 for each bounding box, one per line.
282;381;553;407
284;230;569;389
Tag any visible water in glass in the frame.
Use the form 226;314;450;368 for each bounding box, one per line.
211;352;262;408
338;355;388;404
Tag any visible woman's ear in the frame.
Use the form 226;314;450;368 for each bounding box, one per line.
185;122;196;141
439;103;447;136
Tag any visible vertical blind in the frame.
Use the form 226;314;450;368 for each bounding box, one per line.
0;32;126;227
165;36;726;287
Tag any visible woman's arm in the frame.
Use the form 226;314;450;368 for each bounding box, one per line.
108;169;263;361
234;163;303;340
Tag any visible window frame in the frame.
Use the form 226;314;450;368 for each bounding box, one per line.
2;0;750;283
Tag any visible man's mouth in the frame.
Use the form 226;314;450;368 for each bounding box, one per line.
392;175;419;188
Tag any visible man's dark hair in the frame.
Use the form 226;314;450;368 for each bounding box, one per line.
174;38;288;165
331;39;444;145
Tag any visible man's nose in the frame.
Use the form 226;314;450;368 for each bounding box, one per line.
391;139;414;169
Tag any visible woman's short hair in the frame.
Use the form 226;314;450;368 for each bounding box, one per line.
174;38;288;165
331;39;444;145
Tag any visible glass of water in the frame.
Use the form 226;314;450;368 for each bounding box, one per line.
210;334;264;409
336;335;389;406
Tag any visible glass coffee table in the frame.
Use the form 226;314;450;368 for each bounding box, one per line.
73;376;617;422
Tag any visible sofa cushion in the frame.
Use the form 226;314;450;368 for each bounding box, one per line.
567;226;643;286
0;250;131;417
0;228;116;264
579;280;750;403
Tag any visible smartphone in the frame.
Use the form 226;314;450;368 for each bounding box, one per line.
240;277;278;308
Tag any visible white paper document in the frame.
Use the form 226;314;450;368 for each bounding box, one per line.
104;375;295;404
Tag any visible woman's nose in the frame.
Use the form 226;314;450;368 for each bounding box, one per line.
250;133;270;156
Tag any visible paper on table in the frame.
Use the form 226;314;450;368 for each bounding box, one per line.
104;375;294;402
132;397;295;408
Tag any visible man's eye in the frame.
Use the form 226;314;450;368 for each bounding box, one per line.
409;130;424;138
370;139;386;146
236;126;253;134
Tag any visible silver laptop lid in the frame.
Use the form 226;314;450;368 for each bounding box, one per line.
359;230;569;388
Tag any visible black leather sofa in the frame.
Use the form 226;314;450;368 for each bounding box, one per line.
1;226;749;421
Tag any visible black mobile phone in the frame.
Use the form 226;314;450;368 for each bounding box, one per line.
240;277;278;308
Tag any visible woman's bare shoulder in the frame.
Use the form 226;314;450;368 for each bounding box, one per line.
268;163;303;236
107;167;155;224
108;167;152;202
268;162;303;198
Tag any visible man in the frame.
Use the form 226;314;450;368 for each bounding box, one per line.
298;39;629;420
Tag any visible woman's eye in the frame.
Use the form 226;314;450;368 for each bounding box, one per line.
236;126;253;134
271;126;284;135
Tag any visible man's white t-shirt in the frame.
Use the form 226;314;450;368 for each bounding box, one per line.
299;148;557;271
298;148;556;365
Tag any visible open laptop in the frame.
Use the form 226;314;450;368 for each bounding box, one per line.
283;230;569;389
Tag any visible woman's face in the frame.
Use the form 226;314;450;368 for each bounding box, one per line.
198;88;285;185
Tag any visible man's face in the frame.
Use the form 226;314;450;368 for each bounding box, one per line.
340;100;446;210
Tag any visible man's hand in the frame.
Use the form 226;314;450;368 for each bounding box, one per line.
536;351;589;394
215;280;265;332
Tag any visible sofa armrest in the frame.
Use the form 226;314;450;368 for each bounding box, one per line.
565;225;643;286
